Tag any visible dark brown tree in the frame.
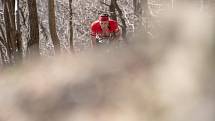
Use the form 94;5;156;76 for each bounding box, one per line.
15;0;22;60
69;0;74;52
114;0;127;40
27;0;40;57
109;0;117;21
48;0;61;53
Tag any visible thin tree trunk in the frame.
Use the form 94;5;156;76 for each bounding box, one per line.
133;0;137;13
7;0;16;50
69;0;74;52
48;0;60;53
142;0;150;34
109;0;117;20
0;21;9;65
3;1;14;63
0;39;5;65
133;0;143;33
16;0;22;60
0;24;6;42
0;37;9;65
114;0;127;40
27;0;40;57
133;0;142;16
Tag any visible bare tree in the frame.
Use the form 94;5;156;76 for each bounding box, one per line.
114;0;127;40
69;0;73;52
109;0;117;20
15;0;22;60
48;0;60;53
3;0;17;63
27;0;40;57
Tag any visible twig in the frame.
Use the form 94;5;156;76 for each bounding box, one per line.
100;1;110;7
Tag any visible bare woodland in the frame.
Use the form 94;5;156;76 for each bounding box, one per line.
0;0;214;65
0;0;215;121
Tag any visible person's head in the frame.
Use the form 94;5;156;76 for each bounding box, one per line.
99;13;109;30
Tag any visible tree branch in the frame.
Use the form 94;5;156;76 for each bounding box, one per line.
0;24;6;42
100;1;110;7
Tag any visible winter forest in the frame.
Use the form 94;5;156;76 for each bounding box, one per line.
1;0;215;121
1;0;148;65
0;0;213;66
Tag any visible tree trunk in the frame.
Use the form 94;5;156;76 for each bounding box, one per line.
142;0;150;35
108;0;127;40
0;40;5;65
48;0;60;53
133;0;137;12
27;0;40;57
133;0;142;16
69;0;74;52
114;0;127;40
3;0;16;63
16;0;22;60
133;0;142;31
7;0;16;51
109;0;117;20
0;37;9;65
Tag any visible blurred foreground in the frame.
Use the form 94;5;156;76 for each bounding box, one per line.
0;6;215;121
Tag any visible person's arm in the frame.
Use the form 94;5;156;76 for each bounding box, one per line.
91;35;97;48
114;26;121;40
90;24;97;48
110;25;121;46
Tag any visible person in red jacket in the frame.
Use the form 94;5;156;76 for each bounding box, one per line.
90;13;121;48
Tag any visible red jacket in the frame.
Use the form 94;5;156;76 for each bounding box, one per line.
90;19;120;37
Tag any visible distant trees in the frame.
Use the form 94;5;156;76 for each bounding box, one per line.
0;0;155;66
0;0;213;67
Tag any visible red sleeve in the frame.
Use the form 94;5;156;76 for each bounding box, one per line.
114;24;120;33
110;21;120;33
90;23;96;36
